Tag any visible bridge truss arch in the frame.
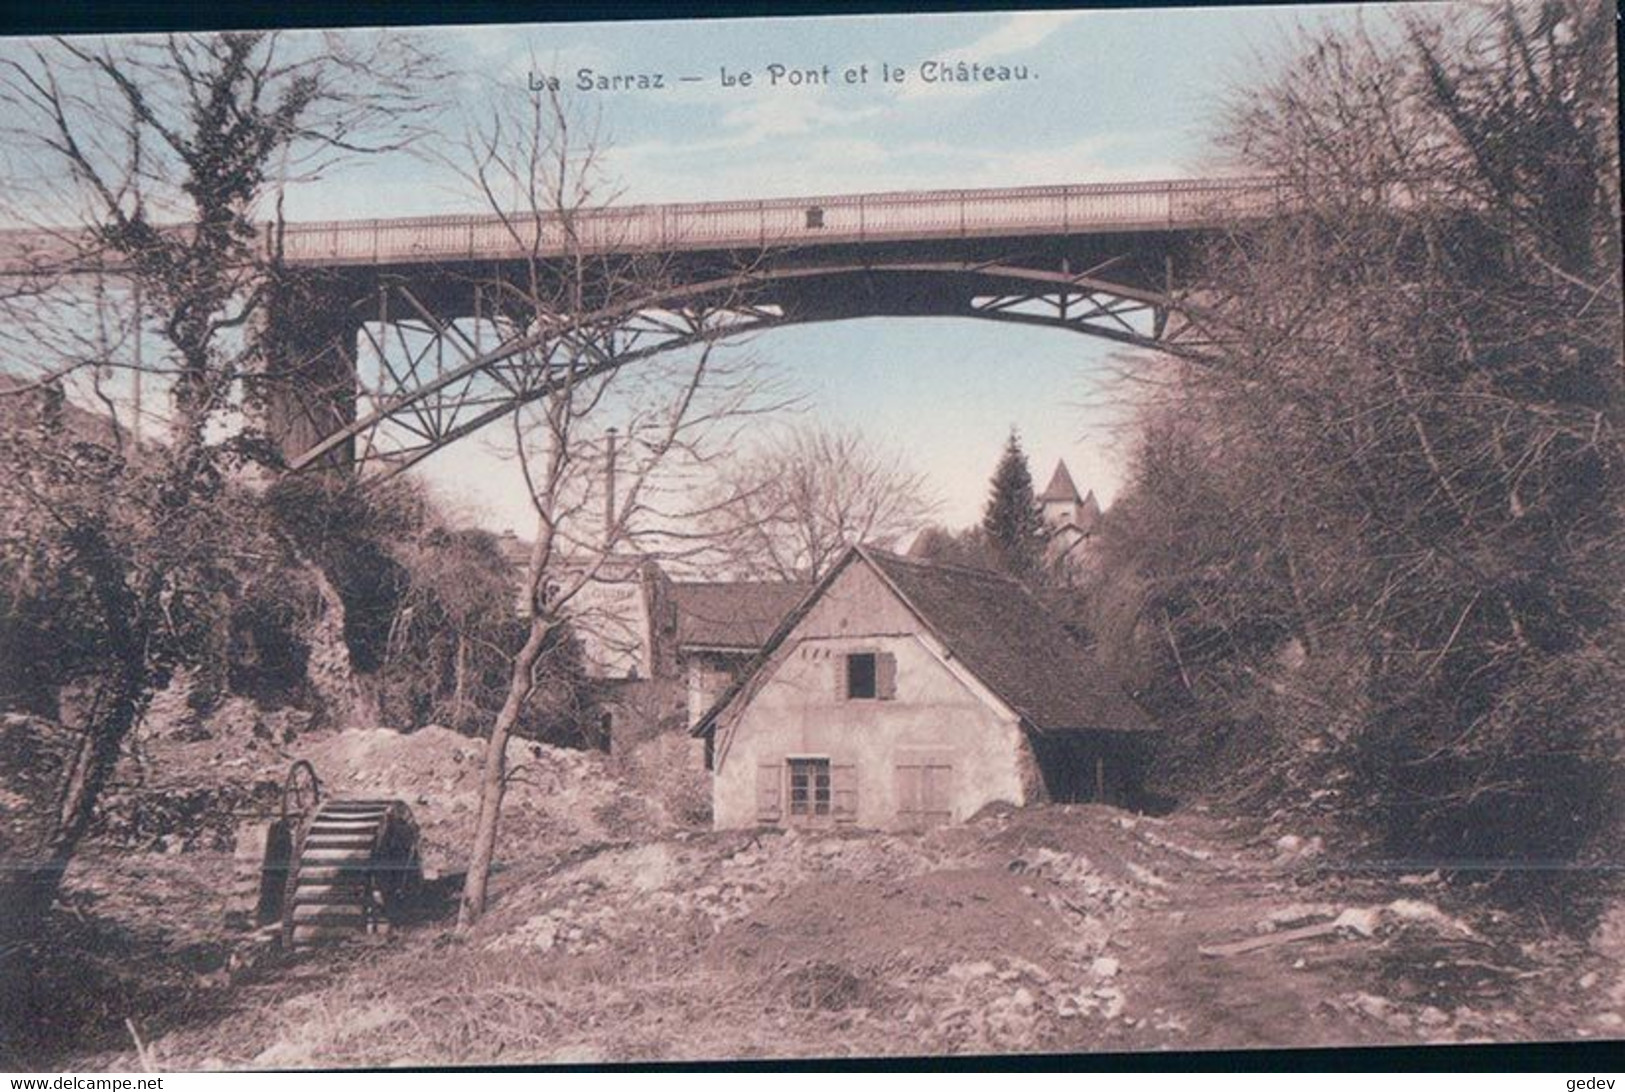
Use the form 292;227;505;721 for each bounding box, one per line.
282;255;1222;479
0;178;1274;476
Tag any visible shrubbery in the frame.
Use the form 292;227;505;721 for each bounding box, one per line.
1085;0;1622;902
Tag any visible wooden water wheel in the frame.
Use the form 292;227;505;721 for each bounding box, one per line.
279;796;423;948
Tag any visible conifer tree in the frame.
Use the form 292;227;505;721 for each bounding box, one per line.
981;429;1048;581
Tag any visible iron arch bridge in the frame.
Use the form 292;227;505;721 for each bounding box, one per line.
9;177;1289;476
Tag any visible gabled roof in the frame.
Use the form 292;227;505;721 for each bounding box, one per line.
1038;460;1083;504
695;545;1156;738
863;549;1154;734
1076;490;1103;532
672;581;810;651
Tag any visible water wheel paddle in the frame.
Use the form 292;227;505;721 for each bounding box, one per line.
279;795;423;948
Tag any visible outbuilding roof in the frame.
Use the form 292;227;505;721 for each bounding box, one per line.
671;581;811;651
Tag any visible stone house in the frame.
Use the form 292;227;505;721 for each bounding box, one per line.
495;532;807;749
668;581;812;728
693;545;1158;830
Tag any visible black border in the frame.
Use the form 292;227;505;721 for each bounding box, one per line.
0;0;1438;37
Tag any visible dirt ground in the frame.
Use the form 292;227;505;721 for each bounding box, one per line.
13;763;1624;1069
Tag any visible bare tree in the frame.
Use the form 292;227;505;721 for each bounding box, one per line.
0;32;438;439
0;31;440;935
447;87;788;928
1098;0;1622;877
701;423;938;581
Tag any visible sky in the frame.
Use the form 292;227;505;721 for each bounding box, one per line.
5;3;1428;536
337;3;1402;535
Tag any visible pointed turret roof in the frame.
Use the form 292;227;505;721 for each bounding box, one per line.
1038;460;1083;503
1077;489;1102;533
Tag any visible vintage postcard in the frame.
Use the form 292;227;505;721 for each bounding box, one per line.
1;1;1620;1072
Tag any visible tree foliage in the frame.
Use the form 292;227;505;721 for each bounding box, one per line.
908;524;999;572
1095;0;1622;886
981;429;1049;581
0;31;438;936
375;513;596;744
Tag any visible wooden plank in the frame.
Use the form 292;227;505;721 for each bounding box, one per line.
1198;921;1340;958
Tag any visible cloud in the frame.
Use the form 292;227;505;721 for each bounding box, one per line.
717;94;886;146
897;10;1082;102
952;10;1086;60
602;132;1185;204
577;89;889;180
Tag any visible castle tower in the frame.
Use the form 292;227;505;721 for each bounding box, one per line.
1038;460;1101;577
1038;460;1100;537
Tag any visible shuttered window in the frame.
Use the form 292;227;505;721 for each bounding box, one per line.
876;652;897;699
832;762;858;823
895;756;953;829
842;651;897;700
756;761;782;822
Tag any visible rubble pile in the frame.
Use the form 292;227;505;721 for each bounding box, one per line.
614;730;710;828
489;818;1112;959
901;954;1130;1052
53;792;1615;1070
478;810;1170;1060
1009;844;1163;917
487;830;956;955
296;726;670;872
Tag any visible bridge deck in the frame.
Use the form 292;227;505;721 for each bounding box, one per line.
0;177;1282;273
280;177;1281;267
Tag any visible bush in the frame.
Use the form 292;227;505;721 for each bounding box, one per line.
1092;0;1623;897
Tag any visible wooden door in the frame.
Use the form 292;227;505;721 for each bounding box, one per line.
895;756;953;829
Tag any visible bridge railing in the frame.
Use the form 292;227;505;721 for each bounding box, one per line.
273;177;1289;267
0;178;1290;273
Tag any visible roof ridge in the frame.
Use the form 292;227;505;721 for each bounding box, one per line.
672;579;810;588
860;545;1019;583
697;543;1157;745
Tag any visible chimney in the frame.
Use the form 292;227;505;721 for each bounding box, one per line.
604;426;618;548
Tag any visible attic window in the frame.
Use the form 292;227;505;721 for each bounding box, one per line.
842;651;896;700
846;653;877;699
805;206;825;229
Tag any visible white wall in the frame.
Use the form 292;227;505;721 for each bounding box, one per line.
712;558;1033;829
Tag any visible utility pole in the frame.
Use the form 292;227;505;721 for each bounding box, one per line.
604;426;618;549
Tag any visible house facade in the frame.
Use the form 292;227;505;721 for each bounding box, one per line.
495;532;807;750
695;546;1158;830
